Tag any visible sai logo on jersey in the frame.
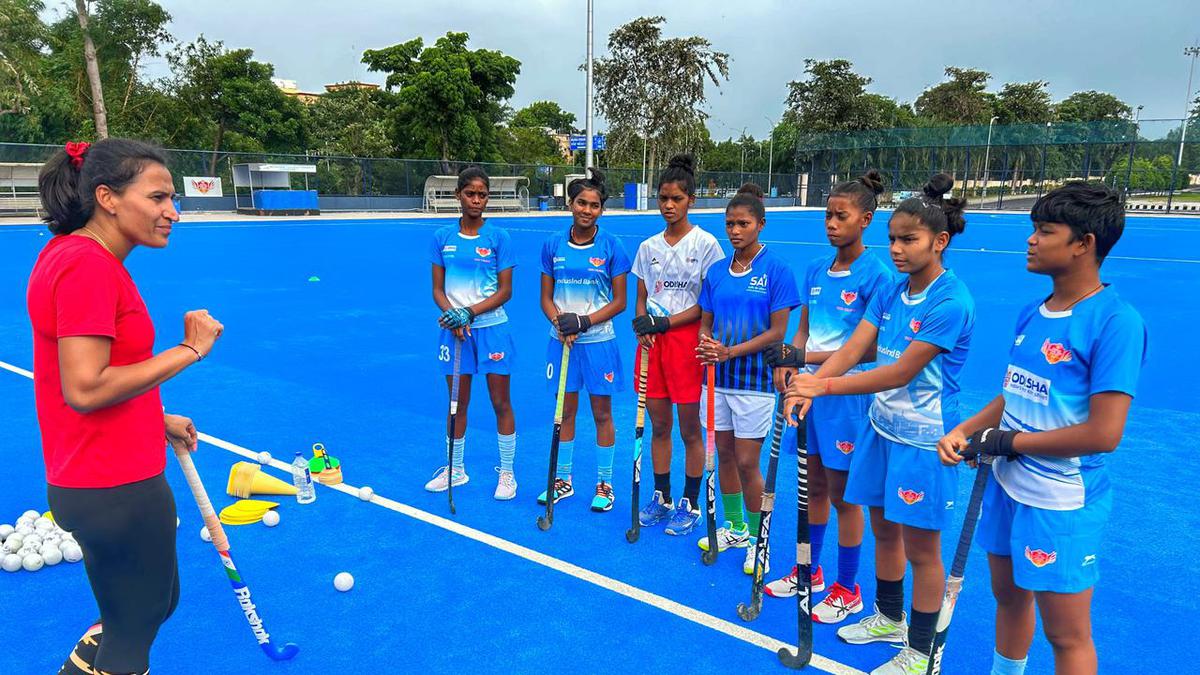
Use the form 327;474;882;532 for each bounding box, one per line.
840;290;858;305
475;247;493;258
897;487;925;505
909;319;922;334
488;352;505;361
748;274;768;293
1040;339;1073;365
835;440;855;454
1024;546;1058;568
589;257;606;267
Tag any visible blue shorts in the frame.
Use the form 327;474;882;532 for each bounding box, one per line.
545;338;624;396
437;324;515;376
805;392;872;472
975;475;1111;593
843;425;959;530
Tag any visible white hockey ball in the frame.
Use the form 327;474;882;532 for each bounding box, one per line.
357;486;374;501
333;572;354;592
22;553;44;572
257;451;272;464
21;510;40;521
41;546;63;566
262;511;280;527
3;535;23;553
62;544;83;563
34;517;53;532
2;554;21;572
0;525;12;541
200;526;212;543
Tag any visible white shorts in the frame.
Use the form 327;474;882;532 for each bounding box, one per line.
698;387;775;439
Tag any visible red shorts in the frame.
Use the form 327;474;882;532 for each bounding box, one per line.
634;323;703;404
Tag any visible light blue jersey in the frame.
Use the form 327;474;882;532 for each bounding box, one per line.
864;270;975;450
699;247;800;394
993;288;1147;510
429;222;516;329
541;228;632;344
802;250;894;369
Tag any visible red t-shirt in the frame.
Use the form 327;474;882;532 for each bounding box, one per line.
27;235;165;488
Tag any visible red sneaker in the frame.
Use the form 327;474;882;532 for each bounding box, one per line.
764;564;825;597
812;582;864;624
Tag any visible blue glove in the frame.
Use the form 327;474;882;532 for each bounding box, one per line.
438;307;475;329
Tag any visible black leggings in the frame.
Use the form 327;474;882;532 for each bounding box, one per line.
48;473;179;674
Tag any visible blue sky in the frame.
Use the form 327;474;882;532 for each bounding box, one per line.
61;0;1200;139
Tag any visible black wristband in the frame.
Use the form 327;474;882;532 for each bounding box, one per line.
179;343;203;361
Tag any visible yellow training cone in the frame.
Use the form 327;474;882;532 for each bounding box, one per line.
226;462;297;498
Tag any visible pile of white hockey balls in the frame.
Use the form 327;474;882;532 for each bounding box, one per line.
1;510;84;573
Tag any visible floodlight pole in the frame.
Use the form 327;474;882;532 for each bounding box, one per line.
764;115;776;198
981;115;999;206
585;0;595;171
1126;105;1143;195
1167;45;1199;214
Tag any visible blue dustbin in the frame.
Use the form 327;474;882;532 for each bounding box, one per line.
538;196;549;211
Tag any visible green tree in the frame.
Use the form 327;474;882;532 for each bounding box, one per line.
785;59;887;131
169;36;306;173
496;126;563;164
0;0;49;116
1054;91;1132;122
362;32;520;168
592;16;729;176
306;88;392;158
915;67;994;124
511;100;576;133
995;80;1052;124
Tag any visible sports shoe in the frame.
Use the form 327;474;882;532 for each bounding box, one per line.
837;604;908;645
494;468;517;501
425;466;469;492
536;478;574;505
663;497;701;535
812;582;864;624
697;521;750;552
743;542;770;575
590;482;615;512
638;490;674;526
869;646;929;675
765;565;826;598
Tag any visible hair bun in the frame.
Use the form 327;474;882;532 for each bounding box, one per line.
587;166;606;186
736;182;764;199
859;169;885;196
666;153;696;176
922;173;954;200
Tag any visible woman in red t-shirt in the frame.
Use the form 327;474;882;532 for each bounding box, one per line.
28;139;223;675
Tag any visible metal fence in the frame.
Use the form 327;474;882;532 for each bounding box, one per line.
793;118;1200;213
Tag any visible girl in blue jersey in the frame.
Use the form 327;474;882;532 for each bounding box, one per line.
938;183;1146;675
427;166;519;500
694;183;801;575
784;174;975;675
764;171;894;626
538;168;631;511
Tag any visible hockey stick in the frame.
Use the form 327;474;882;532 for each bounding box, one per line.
446;337;463;515
778;412;812;668
536;343;573;531
625;346;651;543
701;364;719;564
737;394;785;621
926;456;992;674
173;446;299;661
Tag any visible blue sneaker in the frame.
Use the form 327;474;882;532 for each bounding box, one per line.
637;490;673;526
664;497;701;535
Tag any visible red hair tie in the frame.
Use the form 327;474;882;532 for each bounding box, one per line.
65;141;90;169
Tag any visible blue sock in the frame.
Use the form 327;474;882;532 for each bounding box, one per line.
837;544;862;589
595;442;615;483
497;433;516;473
447;435;466;470
991;651;1027;675
809;522;827;571
555;440;575;480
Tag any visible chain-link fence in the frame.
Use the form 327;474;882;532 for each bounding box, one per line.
794;119;1200;213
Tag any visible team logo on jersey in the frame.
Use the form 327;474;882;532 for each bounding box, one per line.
1040;339;1073;365
1024;546;1058;568
553;256;567;263
909;319;922;334
475;247;492;258
650;257;660;266
1014;334;1026;346
488;352;505;361
603;371;615;383
589;257;606;267
1003;365;1050;405
835;440;855;454
840;290;858;305
882;312;892;321
442;245;458;253
1082;554;1097;567
897;487;925;505
809;286;822;296
748;274;768;292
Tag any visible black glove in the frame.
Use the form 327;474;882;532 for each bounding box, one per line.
555;312;592;336
960;427;1021;461
764;342;805;368
632;314;670;336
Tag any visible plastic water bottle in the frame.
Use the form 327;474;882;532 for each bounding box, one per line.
292;452;316;504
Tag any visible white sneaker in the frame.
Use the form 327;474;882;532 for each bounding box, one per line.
836;604;907;645
812;582;865;624
765;565;826;598
424;466;469;493
743;542;770;575
869;646;928;675
494;468;517;500
697;522;750;552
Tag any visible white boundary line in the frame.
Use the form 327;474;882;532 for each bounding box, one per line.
0;359;864;675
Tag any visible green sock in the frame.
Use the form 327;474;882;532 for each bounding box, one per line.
721;492;746;530
747;510;762;536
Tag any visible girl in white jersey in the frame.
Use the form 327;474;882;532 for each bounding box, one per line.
632;154;725;536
